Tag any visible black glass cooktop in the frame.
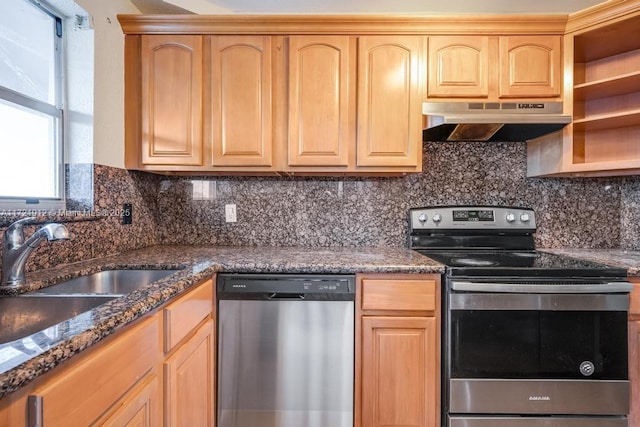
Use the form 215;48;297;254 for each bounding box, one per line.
416;250;627;279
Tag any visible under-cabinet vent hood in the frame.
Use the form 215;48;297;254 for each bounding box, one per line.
422;102;571;142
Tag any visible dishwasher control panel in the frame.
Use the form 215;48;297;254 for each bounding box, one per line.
217;274;355;300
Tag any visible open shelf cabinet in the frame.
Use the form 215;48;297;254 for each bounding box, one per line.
527;7;640;177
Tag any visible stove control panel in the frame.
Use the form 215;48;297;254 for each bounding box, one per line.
410;206;536;230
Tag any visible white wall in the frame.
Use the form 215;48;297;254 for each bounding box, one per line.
74;0;140;168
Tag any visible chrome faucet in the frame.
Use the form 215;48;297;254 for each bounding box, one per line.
1;217;70;287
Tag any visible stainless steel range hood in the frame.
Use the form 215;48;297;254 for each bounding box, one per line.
422;102;571;142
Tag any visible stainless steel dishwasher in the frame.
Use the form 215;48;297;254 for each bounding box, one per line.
217;274;355;427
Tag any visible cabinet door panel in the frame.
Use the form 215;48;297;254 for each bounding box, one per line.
357;36;423;168
361;316;438;427
288;36;353;166
208;36;273;166
96;375;159;427
499;36;561;98
630;320;640;427
428;36;489;98
141;35;203;165
164;319;215;427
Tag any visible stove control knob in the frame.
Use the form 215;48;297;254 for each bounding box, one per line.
432;213;442;223
520;213;531;223
418;213;427;223
506;213;516;223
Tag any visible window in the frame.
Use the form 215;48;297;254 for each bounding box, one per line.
0;0;64;211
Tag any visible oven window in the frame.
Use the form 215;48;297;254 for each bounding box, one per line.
450;310;628;380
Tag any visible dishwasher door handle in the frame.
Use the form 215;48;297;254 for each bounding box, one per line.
268;292;305;300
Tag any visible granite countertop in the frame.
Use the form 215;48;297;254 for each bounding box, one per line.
542;248;640;277
0;245;443;398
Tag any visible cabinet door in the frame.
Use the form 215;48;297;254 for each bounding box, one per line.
207;36;273;167
630;320;640;427
361;316;438;427
499;36;561;98
288;36;354;166
164;319;215;427
427;36;489;98
96;375;159;427
141;35;203;166
357;36;423;168
27;317;158;426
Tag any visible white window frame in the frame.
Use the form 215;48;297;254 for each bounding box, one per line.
0;0;65;213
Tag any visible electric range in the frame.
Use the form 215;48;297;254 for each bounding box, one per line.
409;205;632;427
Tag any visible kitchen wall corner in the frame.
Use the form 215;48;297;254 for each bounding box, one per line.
0;165;161;279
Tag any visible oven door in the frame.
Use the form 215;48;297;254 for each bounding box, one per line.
446;288;630;417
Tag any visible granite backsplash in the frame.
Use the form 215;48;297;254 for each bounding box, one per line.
0;165;159;279
156;141;638;250
1;141;639;278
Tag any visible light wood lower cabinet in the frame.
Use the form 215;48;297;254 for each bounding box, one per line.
357;274;440;427
0;278;215;427
162;279;216;427
164;319;215;427
361;316;437;427
629;277;640;427
25;315;160;426
630;319;640;427
96;375;160;427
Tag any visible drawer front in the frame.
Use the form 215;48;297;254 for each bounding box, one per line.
164;279;213;352
630;278;640;318
362;278;437;312
29;315;159;426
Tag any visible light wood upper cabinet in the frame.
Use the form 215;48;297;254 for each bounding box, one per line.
140;35;203;166
499;36;561;98
288;36;355;167
427;35;561;100
357;36;424;168
428;36;489;98
207;36;273;167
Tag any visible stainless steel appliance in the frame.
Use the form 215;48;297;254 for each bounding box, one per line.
422;101;571;142
217;274;355;427
409;206;632;427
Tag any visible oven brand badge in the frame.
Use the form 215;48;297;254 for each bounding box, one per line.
528;396;551;401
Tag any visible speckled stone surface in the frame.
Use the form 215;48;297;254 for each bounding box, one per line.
0;165;160;280
542;248;640;277
156;142;628;249
621;176;640;251
0;245;442;398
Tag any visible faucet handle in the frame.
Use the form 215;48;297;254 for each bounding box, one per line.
4;217;37;246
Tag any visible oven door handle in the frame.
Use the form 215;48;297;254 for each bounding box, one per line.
451;281;633;294
449;292;629;311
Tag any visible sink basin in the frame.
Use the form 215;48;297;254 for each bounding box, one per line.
31;269;181;296
0;295;115;345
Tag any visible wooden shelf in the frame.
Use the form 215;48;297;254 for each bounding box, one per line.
527;5;640;178
574;71;640;101
573;109;640;132
574;14;640;62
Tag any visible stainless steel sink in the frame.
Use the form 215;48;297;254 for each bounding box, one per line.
0;295;116;345
31;269;181;296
